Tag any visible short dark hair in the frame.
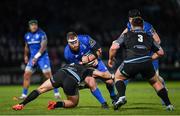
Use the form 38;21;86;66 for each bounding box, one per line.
131;17;143;27
66;32;77;40
128;9;141;18
28;19;38;25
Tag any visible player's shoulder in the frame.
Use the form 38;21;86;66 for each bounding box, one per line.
37;28;46;36
144;21;153;28
78;34;91;43
64;44;70;52
24;32;31;39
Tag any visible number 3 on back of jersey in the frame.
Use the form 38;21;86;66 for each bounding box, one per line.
138;34;143;42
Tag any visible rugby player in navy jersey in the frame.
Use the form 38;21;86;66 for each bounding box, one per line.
115;9;167;105
12;63;114;110
109;17;174;111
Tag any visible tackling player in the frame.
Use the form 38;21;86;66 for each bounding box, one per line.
12;63;113;110
64;32;117;106
109;17;174;111
17;20;60;100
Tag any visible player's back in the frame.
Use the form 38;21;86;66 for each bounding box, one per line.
61;63;94;82
123;31;154;61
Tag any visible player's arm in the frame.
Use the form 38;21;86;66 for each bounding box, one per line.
92;69;113;80
32;35;47;65
108;35;124;67
121;28;128;35
24;43;29;64
85;68;113;80
151;41;164;60
88;37;102;59
149;25;161;44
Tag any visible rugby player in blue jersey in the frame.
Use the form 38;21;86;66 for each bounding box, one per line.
16;20;60;100
64;32;116;108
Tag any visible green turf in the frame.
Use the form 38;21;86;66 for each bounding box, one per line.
0;81;179;115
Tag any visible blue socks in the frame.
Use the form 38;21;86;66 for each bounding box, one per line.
91;88;106;104
106;84;116;97
124;79;129;86
53;88;59;94
22;88;28;96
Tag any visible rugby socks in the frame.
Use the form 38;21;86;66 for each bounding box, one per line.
91;88;106;104
106;83;116;97
53;88;59;95
54;101;65;108
22;88;28;96
157;88;171;106
124;79;129;86
115;80;126;97
20;90;40;105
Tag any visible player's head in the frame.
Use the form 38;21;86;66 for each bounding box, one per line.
128;9;141;24
67;32;80;51
28;19;38;33
131;17;143;30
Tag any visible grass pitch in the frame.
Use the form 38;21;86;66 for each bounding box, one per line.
0;81;180;115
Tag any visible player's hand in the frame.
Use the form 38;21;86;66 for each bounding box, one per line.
32;58;38;66
24;56;29;64
108;59;114;68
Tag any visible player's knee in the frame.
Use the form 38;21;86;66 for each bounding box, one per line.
23;72;31;80
85;77;96;90
37;86;47;94
43;72;52;79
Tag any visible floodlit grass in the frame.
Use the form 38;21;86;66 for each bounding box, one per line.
0;81;179;115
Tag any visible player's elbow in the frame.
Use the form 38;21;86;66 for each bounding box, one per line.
110;44;119;50
157;49;164;57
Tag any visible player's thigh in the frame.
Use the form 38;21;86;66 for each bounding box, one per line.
38;56;52;75
115;63;135;81
63;75;79;96
24;58;35;76
141;61;156;80
37;79;54;94
85;76;97;90
50;70;66;88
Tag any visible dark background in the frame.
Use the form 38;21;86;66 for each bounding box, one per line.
0;0;180;83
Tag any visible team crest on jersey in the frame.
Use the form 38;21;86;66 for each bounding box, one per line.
26;35;30;40
35;34;40;39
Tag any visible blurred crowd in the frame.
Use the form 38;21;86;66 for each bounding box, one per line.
0;0;180;69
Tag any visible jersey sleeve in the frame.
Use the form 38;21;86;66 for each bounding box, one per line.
113;34;125;46
24;34;28;43
64;46;72;63
41;32;47;41
86;35;97;48
127;22;131;31
145;22;156;36
151;41;161;52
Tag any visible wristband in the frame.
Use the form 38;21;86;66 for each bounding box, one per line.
34;52;41;59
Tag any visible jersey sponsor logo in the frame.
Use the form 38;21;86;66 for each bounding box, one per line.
133;45;147;49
